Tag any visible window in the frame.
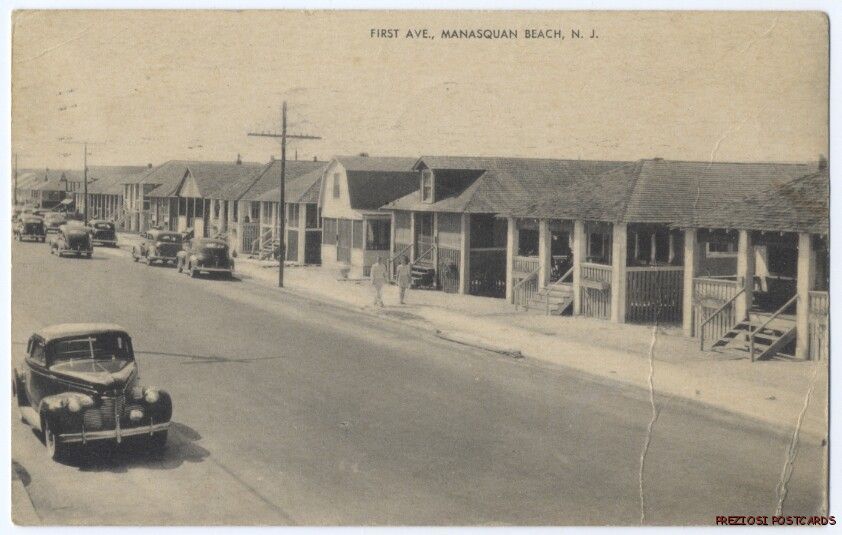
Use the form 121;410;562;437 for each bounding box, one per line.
421;169;434;202
588;232;612;264
706;241;737;258
518;229;539;256
332;173;341;199
287;203;300;226
305;204;320;228
29;338;46;367
366;219;391;250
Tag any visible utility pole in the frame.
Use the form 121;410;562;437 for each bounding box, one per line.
65;140;103;225
13;153;18;206
248;101;321;287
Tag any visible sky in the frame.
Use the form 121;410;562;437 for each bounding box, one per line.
11;10;829;170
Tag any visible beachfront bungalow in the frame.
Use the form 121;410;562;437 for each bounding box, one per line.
145;159;263;237
673;168;829;361
505;158;818;335
211;158;326;258
319;156;419;277
72;166;148;222
381;156;628;297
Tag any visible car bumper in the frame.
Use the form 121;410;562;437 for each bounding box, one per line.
58;421;170;444
20;234;44;240
92;239;117;246
196;266;233;273
149;254;178;262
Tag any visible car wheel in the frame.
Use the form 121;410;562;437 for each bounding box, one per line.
149;430;168;453
44;420;67;461
176;259;183;273
189;264;198;278
85;253;92;259
132;249;139;262
12;376;26;422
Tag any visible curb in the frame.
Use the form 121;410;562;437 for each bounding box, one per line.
435;329;523;359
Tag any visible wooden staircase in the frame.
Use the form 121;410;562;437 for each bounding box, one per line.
711;314;797;360
525;282;574;315
411;261;436;288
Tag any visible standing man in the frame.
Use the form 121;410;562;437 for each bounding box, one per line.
396;255;412;305
370;256;388;307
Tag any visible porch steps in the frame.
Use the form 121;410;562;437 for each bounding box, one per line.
525;282;574;315
411;262;436;289
711;316;797;360
251;239;279;260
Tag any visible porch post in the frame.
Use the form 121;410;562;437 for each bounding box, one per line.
259;202;266;249
538;219;551;288
459;213;471;295
409;212;416;263
682;229;699;336
610;222;628;323
505;217;518;303
735;230;755;321
389;211;396;264
235;200;245;253
297;202;307;264
432;213;439;282
795;232;816;359
572;220;586;315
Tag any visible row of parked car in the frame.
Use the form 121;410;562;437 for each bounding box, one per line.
13;208;119;259
131;228;236;279
13;207;174;461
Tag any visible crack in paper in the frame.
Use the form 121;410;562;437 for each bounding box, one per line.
639;324;660;524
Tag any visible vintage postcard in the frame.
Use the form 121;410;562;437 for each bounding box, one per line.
9;9;830;526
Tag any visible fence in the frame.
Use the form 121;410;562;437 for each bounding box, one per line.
580;262;612;319
626;266;684;323
240;222;259;253
693;277;740;343
513;255;539;275
809;291;829;361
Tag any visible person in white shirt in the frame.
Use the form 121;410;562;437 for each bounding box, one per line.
395;255;412;304
370;256;388;307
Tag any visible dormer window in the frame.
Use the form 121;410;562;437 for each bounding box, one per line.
421;169;434;203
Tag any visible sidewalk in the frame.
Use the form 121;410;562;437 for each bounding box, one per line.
116;234;828;443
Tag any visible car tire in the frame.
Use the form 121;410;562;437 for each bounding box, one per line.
12;375;26;422
176;259;183;273
149;430;168;453
132;249;139;262
43;419;67;462
189;264;198;278
85;253;92;259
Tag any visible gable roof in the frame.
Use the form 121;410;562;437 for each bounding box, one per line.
254;166;327;204
145;160;263;199
326;156;420;211
508;159;816;224
85;166;148;195
225;159;326;202
673;169;828;234
384;156;629;214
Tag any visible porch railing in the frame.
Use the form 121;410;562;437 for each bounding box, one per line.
513;255;539;274
809;290;829;361
512;265;541;310
698;286;745;351
626;266;684;324
748;294;799;362
693;277;741;343
580;262;612;319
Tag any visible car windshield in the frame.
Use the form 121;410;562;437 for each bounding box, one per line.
50;332;133;367
94;222;113;230
199;241;226;250
156;233;181;243
45;214;65;223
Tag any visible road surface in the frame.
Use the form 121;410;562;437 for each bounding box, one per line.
11;239;826;525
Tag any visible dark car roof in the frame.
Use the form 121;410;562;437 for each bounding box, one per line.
35;323;128;343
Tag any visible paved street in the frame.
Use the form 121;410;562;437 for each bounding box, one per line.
11;239;826;525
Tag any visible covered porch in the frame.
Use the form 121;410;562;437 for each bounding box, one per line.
507;218;685;324
684;228;828;361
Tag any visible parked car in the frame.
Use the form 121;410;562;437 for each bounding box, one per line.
176;237;234;278
88;219;118;247
132;229;183;266
13;323;172;460
50;223;93;258
14;215;46;242
43;212;67;235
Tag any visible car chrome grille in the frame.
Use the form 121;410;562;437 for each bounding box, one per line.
157;243;180;257
83;395;130;431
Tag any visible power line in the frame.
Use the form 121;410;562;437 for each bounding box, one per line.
247;101;321;287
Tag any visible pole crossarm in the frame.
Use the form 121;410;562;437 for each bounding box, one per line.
246;102;321;288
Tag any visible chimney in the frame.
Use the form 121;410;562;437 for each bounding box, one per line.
653;157;664;161
236;153;242;165
313;156;318;162
818;154;828;171
147;163;153;168
358;152;369;157
270;155;275;162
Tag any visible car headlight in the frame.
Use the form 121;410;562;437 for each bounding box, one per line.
144;388;160;403
132;386;144;400
67;398;81;412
